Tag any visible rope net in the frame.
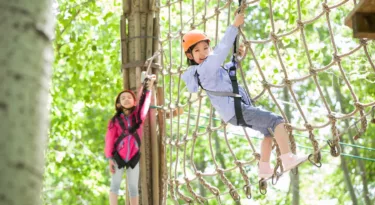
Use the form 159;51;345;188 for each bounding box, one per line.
152;0;375;203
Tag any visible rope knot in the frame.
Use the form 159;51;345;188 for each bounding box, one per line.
184;177;189;182
322;3;331;13
328;114;337;123
305;123;313;131
284;123;293;131
270;32;279;42
201;15;207;23
192;132;198;139
206;126;212;133
253;153;261;160
262;80;270;89
215;7;221;15
195;171;202;177
283;79;292;86
235;160;242;167
230;189;240;201
174;140;181;148
360;39;368;46
333;54;341;62
297;20;304;29
243;40;251;47
309;68;317;76
239;2;248;13
216;168;224;174
354;102;364;110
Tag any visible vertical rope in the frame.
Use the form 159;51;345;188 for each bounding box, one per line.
157;0;375;203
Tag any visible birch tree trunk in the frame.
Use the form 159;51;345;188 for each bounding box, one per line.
0;0;54;204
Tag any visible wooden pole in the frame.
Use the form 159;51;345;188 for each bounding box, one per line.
120;15;129;89
121;0;160;204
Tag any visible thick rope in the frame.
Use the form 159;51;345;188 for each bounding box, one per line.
156;0;375;202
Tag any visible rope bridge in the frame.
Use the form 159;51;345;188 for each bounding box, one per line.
146;0;375;203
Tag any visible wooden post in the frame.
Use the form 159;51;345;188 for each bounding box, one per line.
345;0;375;39
120;0;161;204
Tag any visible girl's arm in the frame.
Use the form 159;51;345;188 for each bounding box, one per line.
104;121;117;158
135;74;156;121
198;26;238;76
198;12;244;76
138;89;152;121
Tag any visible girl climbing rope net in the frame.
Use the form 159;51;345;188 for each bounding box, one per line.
181;11;307;180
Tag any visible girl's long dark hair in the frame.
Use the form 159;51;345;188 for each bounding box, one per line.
110;88;148;133
110;90;136;125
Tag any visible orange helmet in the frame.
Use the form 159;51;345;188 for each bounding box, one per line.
182;30;210;52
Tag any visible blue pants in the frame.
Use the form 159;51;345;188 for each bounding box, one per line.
110;162;139;197
228;103;284;137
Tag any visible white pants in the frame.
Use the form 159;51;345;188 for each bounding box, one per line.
110;162;139;197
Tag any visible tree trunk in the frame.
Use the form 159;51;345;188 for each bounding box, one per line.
347;134;371;205
328;81;358;204
340;150;358;205
0;0;54;205
333;79;370;205
283;87;300;205
121;0;161;204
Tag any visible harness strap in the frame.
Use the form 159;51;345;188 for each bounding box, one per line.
230;0;248;126
131;116;141;147
195;69;249;126
114;116;128;149
195;70;241;98
228;65;247;126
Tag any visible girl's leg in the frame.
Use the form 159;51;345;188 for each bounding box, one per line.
274;123;307;171
110;165;125;205
229;104;306;173
109;192;118;205
130;195;139;205
260;137;273;162
127;163;140;205
273;123;291;154
258;137;274;178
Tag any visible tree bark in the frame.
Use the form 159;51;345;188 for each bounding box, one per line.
121;0;160;204
340;152;358;205
0;0;54;205
333;79;370;205
328;81;358;204
283;87;300;205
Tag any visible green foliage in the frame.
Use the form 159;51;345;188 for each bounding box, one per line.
44;0;123;204
45;0;375;204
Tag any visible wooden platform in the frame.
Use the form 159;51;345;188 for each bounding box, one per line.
345;0;375;39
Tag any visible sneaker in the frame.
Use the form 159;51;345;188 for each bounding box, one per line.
279;152;308;172
258;162;273;178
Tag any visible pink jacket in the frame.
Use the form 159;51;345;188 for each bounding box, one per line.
104;90;151;161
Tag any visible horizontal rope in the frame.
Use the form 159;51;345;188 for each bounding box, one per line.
169;120;375;161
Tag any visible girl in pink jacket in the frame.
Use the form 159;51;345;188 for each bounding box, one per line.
105;75;155;205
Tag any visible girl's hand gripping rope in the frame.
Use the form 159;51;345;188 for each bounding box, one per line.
143;74;156;91
233;12;245;28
